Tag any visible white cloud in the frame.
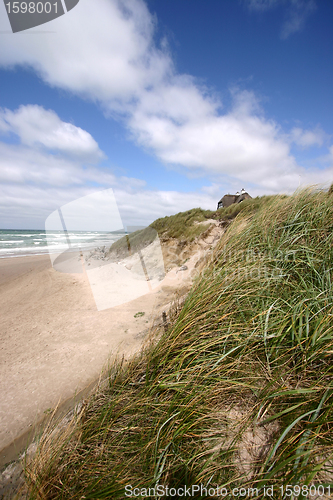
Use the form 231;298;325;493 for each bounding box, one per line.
245;0;316;39
0;104;223;226
0;105;104;160
0;105;144;222
290;126;327;148
0;0;171;103
0;142;118;188
325;145;333;168
130;89;297;190
113;187;219;226
0;178;220;228
280;0;316;39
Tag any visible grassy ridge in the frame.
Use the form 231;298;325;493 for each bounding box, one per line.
107;226;158;261
107;198;267;260
107;195;276;260
150;196;277;241
25;188;333;499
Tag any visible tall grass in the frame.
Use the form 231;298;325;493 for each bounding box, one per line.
150;197;275;242
25;188;333;499
107;196;275;257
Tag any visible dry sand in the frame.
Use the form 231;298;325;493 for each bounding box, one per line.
0;223;223;468
0;252;188;465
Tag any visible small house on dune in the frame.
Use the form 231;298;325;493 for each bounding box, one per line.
217;188;252;209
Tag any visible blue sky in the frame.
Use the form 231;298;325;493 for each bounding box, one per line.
0;0;332;229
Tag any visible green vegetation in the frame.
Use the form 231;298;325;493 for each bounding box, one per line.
151;198;254;242
108;196;276;256
150;197;276;242
134;312;145;318
24;187;333;498
107;226;158;261
150;207;216;241
215;194;280;221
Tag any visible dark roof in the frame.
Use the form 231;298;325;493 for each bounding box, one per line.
217;191;252;209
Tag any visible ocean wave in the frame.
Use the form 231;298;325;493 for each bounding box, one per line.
0;240;25;244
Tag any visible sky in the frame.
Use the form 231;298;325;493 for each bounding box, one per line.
0;0;332;229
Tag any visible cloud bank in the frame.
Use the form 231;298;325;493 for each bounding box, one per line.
0;104;216;227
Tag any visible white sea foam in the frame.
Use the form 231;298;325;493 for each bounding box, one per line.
0;229;124;258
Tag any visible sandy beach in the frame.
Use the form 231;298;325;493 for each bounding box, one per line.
0;248;195;467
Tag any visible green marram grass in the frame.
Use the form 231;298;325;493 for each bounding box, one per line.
150;196;277;242
24;187;333;499
108;195;276;257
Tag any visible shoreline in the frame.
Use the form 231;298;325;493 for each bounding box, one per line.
0;245;98;260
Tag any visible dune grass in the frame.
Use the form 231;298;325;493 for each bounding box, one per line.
108;195;276;260
24;187;333;499
107;226;158;261
150;196;276;242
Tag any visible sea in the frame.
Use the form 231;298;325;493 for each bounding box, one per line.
0;229;128;259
